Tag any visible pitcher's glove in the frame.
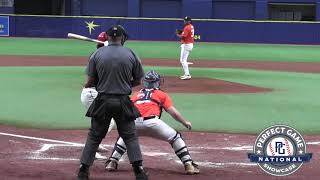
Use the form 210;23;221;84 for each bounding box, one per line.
176;29;183;35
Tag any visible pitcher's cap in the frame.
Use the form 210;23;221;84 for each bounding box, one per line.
184;16;192;21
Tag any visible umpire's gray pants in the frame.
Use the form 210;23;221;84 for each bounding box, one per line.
80;97;142;166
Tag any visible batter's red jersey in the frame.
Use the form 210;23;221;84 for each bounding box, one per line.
131;89;173;117
181;24;194;44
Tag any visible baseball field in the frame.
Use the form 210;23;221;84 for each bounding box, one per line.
0;37;320;179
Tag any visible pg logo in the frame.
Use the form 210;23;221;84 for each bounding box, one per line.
248;125;312;176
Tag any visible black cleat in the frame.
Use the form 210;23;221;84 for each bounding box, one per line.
77;164;89;180
134;166;148;180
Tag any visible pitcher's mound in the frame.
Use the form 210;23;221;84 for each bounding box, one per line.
133;76;272;94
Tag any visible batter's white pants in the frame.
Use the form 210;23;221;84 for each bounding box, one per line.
180;43;193;76
80;87;115;132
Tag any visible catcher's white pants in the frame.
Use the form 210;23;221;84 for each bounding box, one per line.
109;116;192;164
135;116;177;141
110;117;176;143
80;87;115;132
180;43;193;76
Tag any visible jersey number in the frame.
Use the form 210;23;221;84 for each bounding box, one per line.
137;91;152;101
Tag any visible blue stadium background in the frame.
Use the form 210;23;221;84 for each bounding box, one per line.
1;0;320;44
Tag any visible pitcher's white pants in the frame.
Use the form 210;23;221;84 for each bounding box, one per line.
180;43;193;76
80;87;115;132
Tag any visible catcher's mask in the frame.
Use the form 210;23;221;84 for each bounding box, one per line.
106;25;129;45
143;70;162;89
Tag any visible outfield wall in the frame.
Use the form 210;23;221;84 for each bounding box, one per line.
75;0;320;20
2;0;320;20
3;15;320;44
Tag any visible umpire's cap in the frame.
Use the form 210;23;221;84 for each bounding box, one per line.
106;25;128;37
184;16;192;21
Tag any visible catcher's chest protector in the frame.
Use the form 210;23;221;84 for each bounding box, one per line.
135;89;164;118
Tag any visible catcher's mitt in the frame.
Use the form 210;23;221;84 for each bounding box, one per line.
176;29;183;35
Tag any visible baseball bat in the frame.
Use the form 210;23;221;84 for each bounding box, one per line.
67;33;104;44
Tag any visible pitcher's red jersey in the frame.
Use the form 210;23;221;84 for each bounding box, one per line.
181;24;194;44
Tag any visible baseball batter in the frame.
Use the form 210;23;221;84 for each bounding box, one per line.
96;31;109;48
176;16;194;80
104;70;200;175
80;31;115;133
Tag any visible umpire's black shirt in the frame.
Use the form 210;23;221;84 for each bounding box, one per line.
86;42;144;95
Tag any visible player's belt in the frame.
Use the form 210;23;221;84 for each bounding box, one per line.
143;116;158;120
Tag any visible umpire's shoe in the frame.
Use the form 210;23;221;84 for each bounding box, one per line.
134;166;149;180
77;164;89;180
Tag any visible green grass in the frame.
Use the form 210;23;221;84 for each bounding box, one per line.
1;66;320;134
150;67;320;134
1;37;320;62
1;37;320;134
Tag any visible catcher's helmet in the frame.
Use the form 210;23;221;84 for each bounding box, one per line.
143;70;161;89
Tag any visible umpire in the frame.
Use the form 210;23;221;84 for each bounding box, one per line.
77;25;148;180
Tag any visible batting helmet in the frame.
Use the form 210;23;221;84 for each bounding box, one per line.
97;32;108;49
143;70;161;89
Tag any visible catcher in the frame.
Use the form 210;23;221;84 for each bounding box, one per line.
104;70;200;175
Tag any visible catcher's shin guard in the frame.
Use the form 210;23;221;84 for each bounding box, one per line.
109;137;127;162
170;132;192;164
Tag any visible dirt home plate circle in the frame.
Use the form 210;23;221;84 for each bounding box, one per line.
248;125;312;176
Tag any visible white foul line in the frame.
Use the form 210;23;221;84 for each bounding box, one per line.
27;157;79;161
0;132;111;159
190;145;253;151
0;132;82;146
174;160;256;168
36;144;83;153
307;141;320;145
